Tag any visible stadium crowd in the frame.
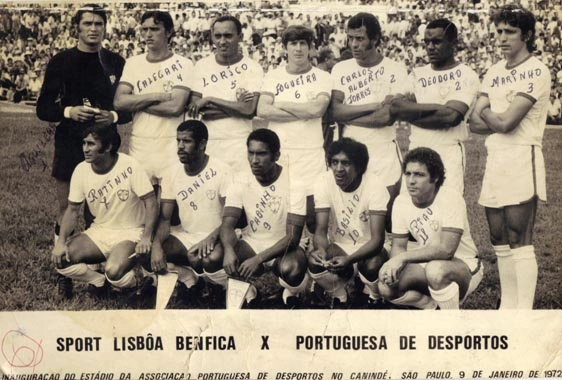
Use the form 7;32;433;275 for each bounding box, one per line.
1;0;561;122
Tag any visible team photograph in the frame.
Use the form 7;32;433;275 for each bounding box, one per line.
1;0;561;311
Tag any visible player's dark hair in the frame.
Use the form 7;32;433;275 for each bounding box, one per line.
403;147;445;189
247;129;280;155
73;4;107;26
317;48;335;64
492;3;536;52
177;120;208;145
282;25;314;48
426;18;458;42
141;11;175;42
347;12;382;47
212;15;242;35
326;138;369;177
83;124;121;155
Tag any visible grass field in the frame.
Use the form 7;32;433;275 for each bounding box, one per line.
1;108;561;310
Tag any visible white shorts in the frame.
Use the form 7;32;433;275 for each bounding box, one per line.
479;144;546;208
365;141;402;187
169;226;209;251
280;148;327;195
129;135;177;185
207;138;249;173
409;142;465;195
84;225;143;258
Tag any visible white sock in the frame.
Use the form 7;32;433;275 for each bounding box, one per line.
429;282;460;310
279;274;309;303
106;270;137;289
57;264;105;287
358;272;382;301
167;263;199;288
391;290;437;310
512;245;537;309
204;269;228;288
494;244;517;309
308;270;347;302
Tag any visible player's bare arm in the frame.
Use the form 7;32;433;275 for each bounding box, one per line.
256;93;299;121
381;230;463;285
113;83;170;112
136;192;158;256
51;201;82;268
238;214;305;280
143;87;191;117
150;199;175;273
331;89;393;128
469;95;493;135
220;206;242;276
188;91;260;120
310;209;331;266
273;93;331;120
479;95;535;133
391;97;468;129
328;212;385;271
331;89;380;122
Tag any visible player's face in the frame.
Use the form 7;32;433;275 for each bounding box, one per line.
212;21;241;60
330;152;360;191
347;26;376;61
141;18;171;52
77;12;105;48
177;130;202;164
285;39;310;67
247;140;277;178
404;161;437;203
496;21;529;60
82;133;106;164
423;27;455;68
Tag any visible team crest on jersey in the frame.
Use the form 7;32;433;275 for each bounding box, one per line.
109;75;116;85
506;90;515;102
163;80;174;93
236;87;248;101
359;211;369;222
429;220;440;232
306;91;317;101
117;189;130;202
206;190;217;200
268;196;281;214
438;85;450;99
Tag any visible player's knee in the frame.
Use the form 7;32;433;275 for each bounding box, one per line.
378;280;398;300
424;261;451;289
278;259;306;285
202;251;223;272
104;263;127;281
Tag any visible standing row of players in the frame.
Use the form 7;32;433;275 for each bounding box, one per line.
39;3;550;309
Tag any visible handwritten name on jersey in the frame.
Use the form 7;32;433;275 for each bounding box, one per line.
417;69;463;88
249;184;279;232
136;59;185;93
490;68;543;88
177;167;218;202
338;66;393;105
409;207;439;245
87;166;134;208
201;63;249;89
334;193;368;245
274;72;318;96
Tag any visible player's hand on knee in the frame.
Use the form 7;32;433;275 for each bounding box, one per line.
150;245;167;274
239;256;262;280
135;236;152;256
327;256;351;272
309;249;327;267
223;250;239;276
379;257;404;286
51;243;69;268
